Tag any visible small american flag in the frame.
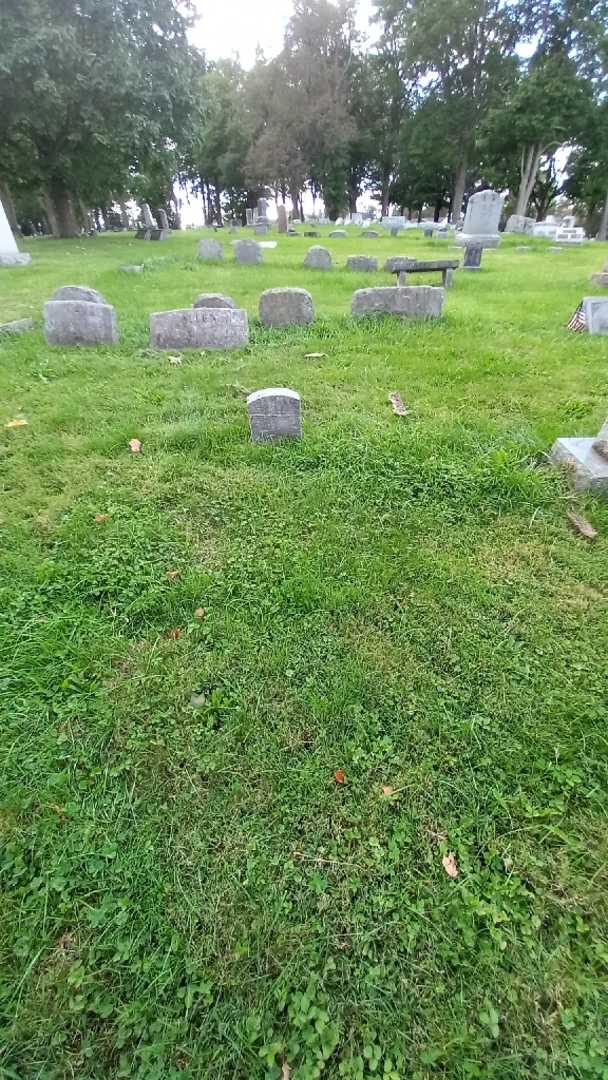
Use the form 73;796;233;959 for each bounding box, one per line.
567;302;587;332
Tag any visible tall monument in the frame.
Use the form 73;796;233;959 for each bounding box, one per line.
0;201;31;266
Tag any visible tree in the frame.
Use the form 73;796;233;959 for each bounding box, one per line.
0;0;202;237
563;101;608;236
191;60;253;224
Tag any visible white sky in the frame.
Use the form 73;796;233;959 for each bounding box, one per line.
189;0;377;69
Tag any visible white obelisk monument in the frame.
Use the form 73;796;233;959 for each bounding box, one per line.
0;200;31;266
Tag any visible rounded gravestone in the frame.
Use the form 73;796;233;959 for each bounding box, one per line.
51;284;107;304
233;239;263;265
150;308;248;350
259;288;314;327
329;229;347;238
351;286;444;320
44;301;119;345
193;293;237;309
303;246;332;270
361;230;379;239
247;388;302;443
198;238;223;261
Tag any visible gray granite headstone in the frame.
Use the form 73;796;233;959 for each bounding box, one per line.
245;208;254;226
259;288;314;327
150;307;249;350
462;243;483;270
247;388;302;442
0;317;34;335
351;286;444;319
192;293;237;309
44;301;119;345
551;416;608;496
141;203;157;229
51;285;107;304
277;205;288;234
505;214;535;234
198;238;223;261
457;189;503;248
583;296;608;335
303;246;332;270
329;229;347;238
347;256;378;272
233;239;263;264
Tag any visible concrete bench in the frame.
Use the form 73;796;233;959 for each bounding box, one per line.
384;257;459;287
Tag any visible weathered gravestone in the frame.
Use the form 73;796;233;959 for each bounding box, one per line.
193;293;237;309
423;226;434;238
505;214;535;234
457;189;504;249
347;256;378;272
0;317;34;335
0;201;31;266
462;243;483;270
233;239;263;265
259;288;314;327
149;307;249;350
51;285;107;304
583;296;608;335
590;261;608;287
121;264;144;273
136;203;157;239
153;208;171;240
198;238;223;261
551;416;608;497
277;205;288;234
44;301;119;345
246;208;254;226
361;230;379;239
351;286;444;319
329;229;347;238
303;246;332;270
247;388;302;443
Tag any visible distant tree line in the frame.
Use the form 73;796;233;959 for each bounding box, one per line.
1;0;607;237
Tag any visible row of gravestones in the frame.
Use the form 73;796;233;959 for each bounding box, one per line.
41;283;447;347
200;238;484;273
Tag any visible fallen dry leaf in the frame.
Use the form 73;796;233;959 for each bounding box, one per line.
94;513;111;524
194;607;206;619
380;784;394;797
334;769;346;785
282;1063;291;1080
5;417;28;428
166;627;182;640
388;392;409;417
128;438;142;453
442;852;459;879
168;355;183;366
567;510;597;541
304;352;327;359
165;569;180;579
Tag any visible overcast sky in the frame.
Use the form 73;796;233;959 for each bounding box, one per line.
189;0;378;69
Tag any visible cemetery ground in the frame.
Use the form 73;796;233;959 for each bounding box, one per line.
1;227;608;1080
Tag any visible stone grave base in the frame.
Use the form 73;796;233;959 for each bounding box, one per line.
551;438;608;497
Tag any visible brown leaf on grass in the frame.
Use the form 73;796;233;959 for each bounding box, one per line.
442;852;459;879
334;769;346;785
168;355;183;366
194;607;206;619
94;513;111;524
282;1063;291;1080
128;438;142;453
304;352;327;359
388;392;409;417
567;511;598;541
380;784;394;797
165;569;180;579
166;627;182;640
5;417;28;428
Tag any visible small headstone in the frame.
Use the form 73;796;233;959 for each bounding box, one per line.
120;264;144;273
582;296;608;335
462;243;483;270
590;272;608;287
457;189;503;248
198;238;223;261
51;285;107;304
277;206;288;234
547;246;563;253
329;229;347;238
44;301;119;345
303;246;332;270
149;307;249;350
423;227;434;238
233;239;263;264
0;200;31;266
516;245;532;252
245;208;254;226
0;317;34;335
551;416;608;496
445;268;454;288
141;203;157;229
381;216;406;232
247;388;302;443
347;256;378;272
351;286;444;319
192;293;237;309
259;288;314;327
304;230;319;238
254;220;271;235
505;214;535;234
361;230;379;239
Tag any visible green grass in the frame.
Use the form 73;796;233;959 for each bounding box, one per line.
1;226;608;1080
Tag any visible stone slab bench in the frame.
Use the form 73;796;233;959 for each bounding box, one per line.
384;257;459;287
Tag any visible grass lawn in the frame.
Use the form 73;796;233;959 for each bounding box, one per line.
1;226;608;1079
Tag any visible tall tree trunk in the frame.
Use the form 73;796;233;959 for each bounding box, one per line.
214;186;223;226
381;174;390;216
515;144;543;216
433;198;443;222
597;189;608;241
451;159;467;224
0;180;19;234
44;183;79;238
